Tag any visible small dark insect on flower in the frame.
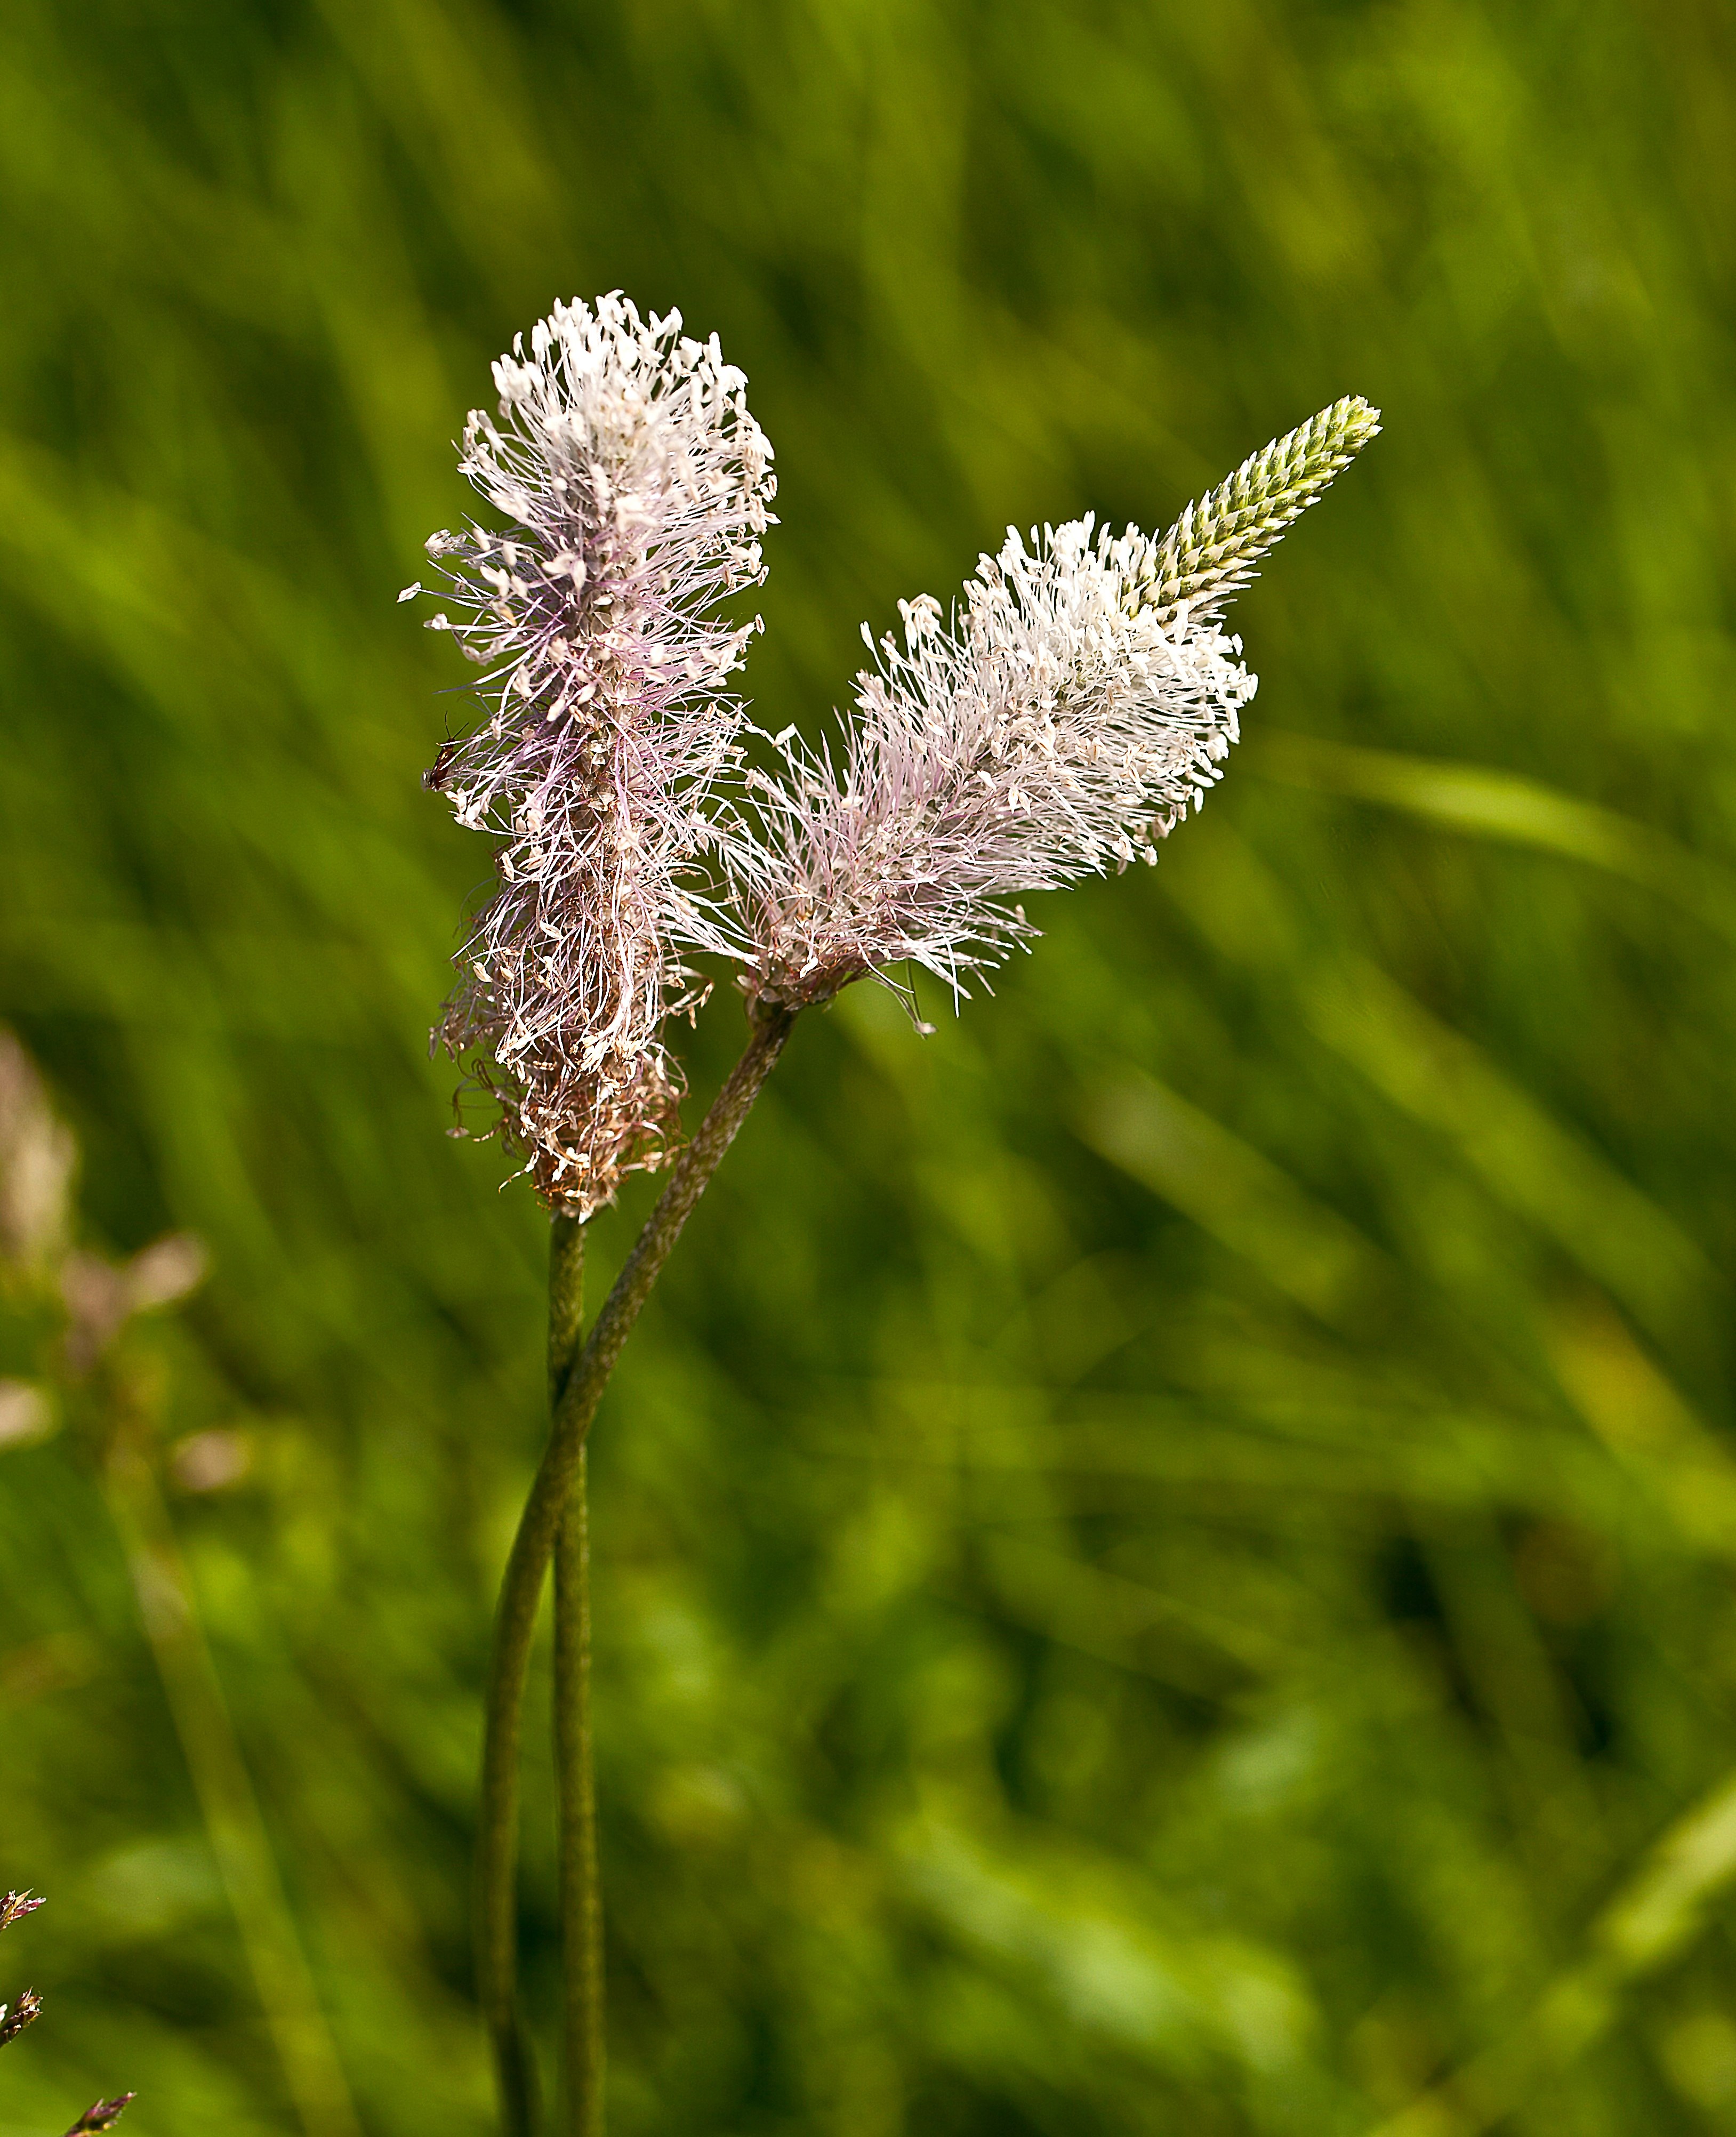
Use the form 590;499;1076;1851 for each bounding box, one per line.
422;737;461;793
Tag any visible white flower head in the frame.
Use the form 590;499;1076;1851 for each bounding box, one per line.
414;294;776;1215
734;397;1378;1012
736;521;1253;1008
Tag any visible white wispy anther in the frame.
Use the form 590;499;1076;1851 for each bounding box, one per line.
414;293;775;1215
732;397;1379;1012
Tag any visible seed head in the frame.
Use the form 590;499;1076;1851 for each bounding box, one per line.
1;1893;132;2126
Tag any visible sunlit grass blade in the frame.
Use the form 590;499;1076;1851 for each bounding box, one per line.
1253;730;1736;940
1373;1763;1736;2137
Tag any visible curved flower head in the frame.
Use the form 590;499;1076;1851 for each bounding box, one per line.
740;521;1256;1008
735;397;1378;1012
412;294;776;1215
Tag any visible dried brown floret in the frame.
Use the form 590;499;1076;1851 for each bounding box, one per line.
62;2097;135;2136
3;1892;133;2127
0;1891;46;1934
1;1988;44;2045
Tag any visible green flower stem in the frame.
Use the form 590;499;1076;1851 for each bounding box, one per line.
554;1453;602;2137
548;1212;586;1407
475;1209;585;2137
477;1006;797;2137
547;1214;604;2136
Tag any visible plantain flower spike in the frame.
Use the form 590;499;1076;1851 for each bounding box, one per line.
736;397;1378;1011
412;294;776;1215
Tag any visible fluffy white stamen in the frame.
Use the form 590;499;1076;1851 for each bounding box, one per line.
416;294;775;1215
732;397;1379;1013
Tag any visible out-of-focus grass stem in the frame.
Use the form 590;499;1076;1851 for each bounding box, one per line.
102;1407;360;2137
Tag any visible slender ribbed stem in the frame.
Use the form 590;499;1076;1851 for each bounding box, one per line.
476;1678;538;2134
547;1216;604;2135
473;1212;585;2137
554;1453;602;2136
476;1006;796;2137
548;1214;586;1405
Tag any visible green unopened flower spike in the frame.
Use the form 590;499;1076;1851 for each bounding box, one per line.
1128;395;1381;626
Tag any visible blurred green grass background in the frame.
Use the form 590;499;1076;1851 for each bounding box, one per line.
3;2;1734;2132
